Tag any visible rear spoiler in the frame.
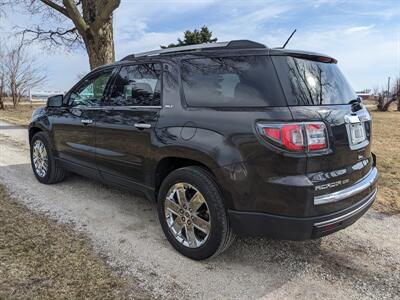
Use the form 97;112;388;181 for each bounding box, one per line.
270;48;337;64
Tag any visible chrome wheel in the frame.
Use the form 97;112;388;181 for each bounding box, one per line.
32;140;48;177
165;183;211;248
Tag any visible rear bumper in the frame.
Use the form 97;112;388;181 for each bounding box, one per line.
228;187;377;240
314;167;378;205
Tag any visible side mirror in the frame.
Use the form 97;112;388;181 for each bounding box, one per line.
47;94;63;107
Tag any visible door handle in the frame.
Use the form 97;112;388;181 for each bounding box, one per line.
81;119;93;125
134;123;151;129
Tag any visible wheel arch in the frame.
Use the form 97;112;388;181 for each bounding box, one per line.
29;126;44;144
152;154;234;210
154;156;214;197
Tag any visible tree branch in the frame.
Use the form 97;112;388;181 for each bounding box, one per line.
62;0;88;35
91;0;120;32
21;26;82;49
39;0;69;18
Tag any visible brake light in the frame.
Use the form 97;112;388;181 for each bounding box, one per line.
258;122;328;152
263;127;280;142
305;124;327;150
282;124;305;151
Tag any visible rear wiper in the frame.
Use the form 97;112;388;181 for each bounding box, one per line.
348;98;363;112
348;98;361;105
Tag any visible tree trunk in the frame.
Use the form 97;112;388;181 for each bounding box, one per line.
12;91;17;108
397;90;400;112
11;82;17;108
382;96;397;111
377;95;384;111
84;19;115;69
0;76;4;110
81;0;116;70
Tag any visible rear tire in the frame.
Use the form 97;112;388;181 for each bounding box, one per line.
157;166;235;260
30;132;66;184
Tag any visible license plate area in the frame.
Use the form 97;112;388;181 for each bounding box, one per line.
350;122;366;144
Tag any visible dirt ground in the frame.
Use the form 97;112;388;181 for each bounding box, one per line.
0;183;154;299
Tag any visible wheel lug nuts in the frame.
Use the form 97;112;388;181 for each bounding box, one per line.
181;216;185;221
187;221;191;225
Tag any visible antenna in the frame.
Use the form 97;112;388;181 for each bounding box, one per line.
282;29;297;49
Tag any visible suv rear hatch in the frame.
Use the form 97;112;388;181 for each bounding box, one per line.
272;52;376;213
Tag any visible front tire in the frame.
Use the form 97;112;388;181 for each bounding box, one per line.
157;166;235;260
30;132;66;184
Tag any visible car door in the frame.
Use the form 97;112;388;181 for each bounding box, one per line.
95;62;162;189
50;68;114;172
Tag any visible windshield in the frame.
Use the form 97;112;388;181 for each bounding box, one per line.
273;56;357;106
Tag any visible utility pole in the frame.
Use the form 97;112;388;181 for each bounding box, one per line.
387;76;391;99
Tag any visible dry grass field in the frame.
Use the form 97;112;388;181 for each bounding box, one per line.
0;184;151;299
0;103;399;214
369;110;400;214
0;103;45;126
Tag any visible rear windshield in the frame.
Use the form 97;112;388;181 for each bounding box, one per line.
180;56;285;107
273;56;357;106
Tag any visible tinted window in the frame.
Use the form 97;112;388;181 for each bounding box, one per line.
69;69;113;107
180;56;285;107
273;56;357;105
109;64;161;106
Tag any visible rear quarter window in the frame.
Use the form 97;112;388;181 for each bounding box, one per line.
273;56;357;106
180;56;286;107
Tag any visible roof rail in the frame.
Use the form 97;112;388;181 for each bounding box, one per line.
120;39;267;61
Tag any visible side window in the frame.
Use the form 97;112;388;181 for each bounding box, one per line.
69;69;113;107
180;56;284;107
109;63;161;107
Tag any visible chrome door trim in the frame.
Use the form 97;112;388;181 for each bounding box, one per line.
73;105;162;110
134;123;152;129
81;119;93;125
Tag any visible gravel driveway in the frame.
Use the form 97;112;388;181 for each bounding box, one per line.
0;121;399;299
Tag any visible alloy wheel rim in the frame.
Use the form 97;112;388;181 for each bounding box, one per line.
164;183;211;248
32;140;48;177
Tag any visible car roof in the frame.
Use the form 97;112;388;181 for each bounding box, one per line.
120;40;267;61
93;39;337;72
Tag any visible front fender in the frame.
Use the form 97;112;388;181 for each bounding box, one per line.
28;113;52;146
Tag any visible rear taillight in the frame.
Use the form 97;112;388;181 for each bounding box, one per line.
258;122;328;152
305;123;327;151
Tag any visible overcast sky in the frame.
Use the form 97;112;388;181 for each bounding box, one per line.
1;0;400;92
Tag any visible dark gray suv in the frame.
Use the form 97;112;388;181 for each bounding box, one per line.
29;40;378;260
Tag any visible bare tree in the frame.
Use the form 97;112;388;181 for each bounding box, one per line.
1;0;121;70
395;78;400;111
0;74;5;109
376;78;400;112
2;41;46;107
372;86;379;100
0;50;5;110
0;0;10;15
